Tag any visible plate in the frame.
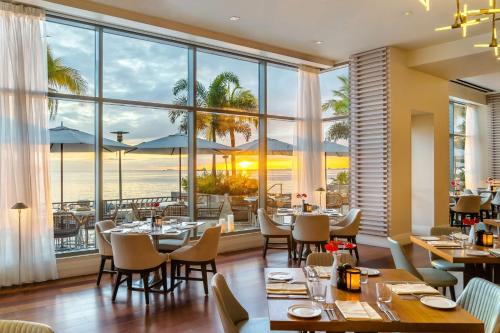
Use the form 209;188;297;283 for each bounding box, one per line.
287;304;322;318
357;267;380;276
420;296;456;310
466;250;489;256
421;236;440;241
268;272;293;281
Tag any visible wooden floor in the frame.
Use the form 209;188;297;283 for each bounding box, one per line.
0;244;432;333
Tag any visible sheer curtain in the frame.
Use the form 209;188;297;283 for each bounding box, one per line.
464;104;482;192
292;66;325;205
0;3;57;286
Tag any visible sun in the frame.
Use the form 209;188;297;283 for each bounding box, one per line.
238;161;253;169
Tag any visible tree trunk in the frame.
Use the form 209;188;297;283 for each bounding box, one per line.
211;126;217;178
230;129;236;176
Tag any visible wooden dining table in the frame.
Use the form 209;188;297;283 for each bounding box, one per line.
483;219;500;234
410;235;500;285
265;267;484;332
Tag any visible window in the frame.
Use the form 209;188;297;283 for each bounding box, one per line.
449;102;466;189
267;64;298;117
320;65;350;211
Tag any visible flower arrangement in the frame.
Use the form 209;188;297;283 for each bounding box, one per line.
296;193;307;199
325;240;354;253
462;217;479;226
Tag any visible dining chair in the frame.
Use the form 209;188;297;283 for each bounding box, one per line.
0;320;54;333
157;216;192;252
170;225;221;295
429;226;464;272
305;251;356;267
456;278;500;333
326;191;343;209
387;237;458;300
329;208;362;262
95;220;116;286
110;233;169;305
450;195;481;231
292;215;330;266
212;273;287;333
491;192;500;219
463;189;474;194
53;211;81;249
258;208;292;259
480;193;493;220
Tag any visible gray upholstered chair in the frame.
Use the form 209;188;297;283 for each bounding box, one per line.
111;233;169;305
95;220;116;285
157;216;192;253
292;215;330;266
0;320;54;333
429;226;464;272
463;189;474;194
387;237;458;300
450;195;481;230
491;192;500;219
305;251;356;267
329;208;362;262
258;209;292;259
480;193;493;220
456;278;500;333
170;225;221;295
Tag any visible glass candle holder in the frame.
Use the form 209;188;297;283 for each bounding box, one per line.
346;268;361;292
482;232;494;247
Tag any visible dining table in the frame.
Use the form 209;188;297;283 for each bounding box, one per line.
265;267;484;332
410;235;500;285
483;219;500;234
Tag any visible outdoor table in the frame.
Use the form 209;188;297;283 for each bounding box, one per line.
411;235;500;285
265;267;484;332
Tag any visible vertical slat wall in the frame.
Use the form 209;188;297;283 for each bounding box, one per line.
349;48;390;236
488;93;500;179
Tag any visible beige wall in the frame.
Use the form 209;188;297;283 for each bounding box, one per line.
388;48;450;242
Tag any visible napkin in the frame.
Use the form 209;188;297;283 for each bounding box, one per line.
390;283;439;295
334;301;383;321
451;233;469;240
266;283;308;295
313;266;332;278
488;248;500;257
427;240;462;248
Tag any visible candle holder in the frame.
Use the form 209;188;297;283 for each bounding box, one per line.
476;230;485;246
345;268;361;292
482;232;494;247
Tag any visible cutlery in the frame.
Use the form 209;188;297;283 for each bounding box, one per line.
322;304;333;320
380;302;400;322
377;301;393;321
325;303;338;320
267;294;309;299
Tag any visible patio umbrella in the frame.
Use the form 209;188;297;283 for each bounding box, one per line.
127;133;233;194
235;137;293;155
323;141;349;156
49;125;130;206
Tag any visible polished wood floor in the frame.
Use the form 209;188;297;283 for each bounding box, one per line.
0;244;432;333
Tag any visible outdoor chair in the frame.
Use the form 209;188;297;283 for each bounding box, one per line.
53;211;81;249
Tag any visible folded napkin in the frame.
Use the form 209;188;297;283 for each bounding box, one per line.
451;233;469;240
334;301;383;321
488;248;500;257
266;283;308;295
427;240;462;248
390;283;439;295
313;266;332;278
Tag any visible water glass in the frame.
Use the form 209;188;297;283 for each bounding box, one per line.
360;269;369;285
305;266;319;282
309;281;327;303
376;282;392;303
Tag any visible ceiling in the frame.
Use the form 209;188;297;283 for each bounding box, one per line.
89;0;493;61
463;73;500;92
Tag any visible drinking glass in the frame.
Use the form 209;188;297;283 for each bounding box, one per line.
305;266;319;282
376;282;392;303
360;269;369;285
309;281;327;303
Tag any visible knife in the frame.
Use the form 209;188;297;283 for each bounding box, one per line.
377;301;393;321
381;302;400;322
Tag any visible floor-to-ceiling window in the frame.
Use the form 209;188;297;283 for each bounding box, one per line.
320;65;350;213
449;101;466;190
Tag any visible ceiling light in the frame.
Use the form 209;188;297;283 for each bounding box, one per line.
314;41;324;45
404;11;413;16
229;16;240;21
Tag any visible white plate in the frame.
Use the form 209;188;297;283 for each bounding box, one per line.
287;304;322;318
421;236;440;241
420;296;456;310
357;267;380;276
268;272;293;281
466;250;489;256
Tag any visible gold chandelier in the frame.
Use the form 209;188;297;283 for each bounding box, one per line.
420;0;500;59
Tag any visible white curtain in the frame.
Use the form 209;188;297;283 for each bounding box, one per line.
464;104;482;192
293;66;325;205
0;3;57;286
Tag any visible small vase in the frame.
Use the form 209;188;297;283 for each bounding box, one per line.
330;253;339;286
468;224;476;244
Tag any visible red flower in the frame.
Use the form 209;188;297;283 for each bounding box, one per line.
451;180;456;187
343;242;355;250
462;218;478;226
302;193;307;198
325;240;345;253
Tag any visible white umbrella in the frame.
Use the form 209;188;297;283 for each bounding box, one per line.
127;133;233;193
49;125;130;205
236;138;293;155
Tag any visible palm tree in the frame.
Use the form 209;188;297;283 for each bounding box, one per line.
322;75;350;142
47;46;87;118
170;71;257;176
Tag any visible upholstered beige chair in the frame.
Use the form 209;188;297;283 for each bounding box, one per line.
388;237;458;300
292;215;330;266
429;226;464;272
111;233;169;305
450;195;481;230
95;220;116;286
0;320;53;333
258;208;292;259
329;208;362;262
170;225;221;295
212;273;275;333
305;251;356;267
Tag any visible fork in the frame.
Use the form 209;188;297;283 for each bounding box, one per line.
324;303;338;320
